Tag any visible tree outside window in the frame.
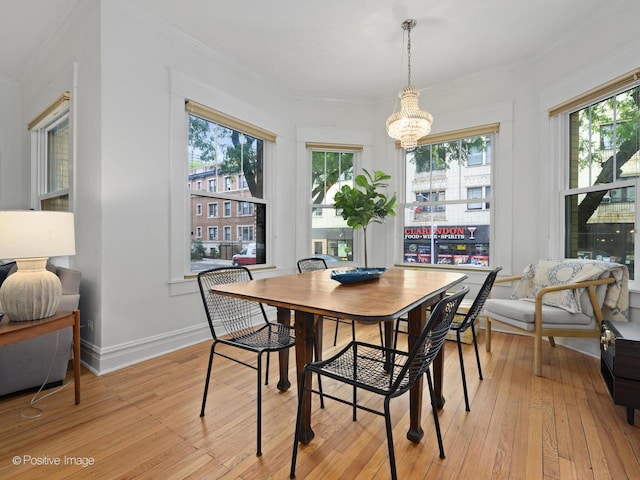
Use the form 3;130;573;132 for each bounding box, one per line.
310;150;355;261
565;85;640;277
188;109;268;270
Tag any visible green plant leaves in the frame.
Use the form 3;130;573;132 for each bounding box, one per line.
333;168;397;230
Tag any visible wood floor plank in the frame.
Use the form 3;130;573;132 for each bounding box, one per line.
0;326;639;479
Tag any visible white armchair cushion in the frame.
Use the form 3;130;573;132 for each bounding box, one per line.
484;298;592;332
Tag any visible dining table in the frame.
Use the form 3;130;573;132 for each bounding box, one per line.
208;267;467;444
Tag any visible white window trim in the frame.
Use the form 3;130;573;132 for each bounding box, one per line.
396;102;513;272
168;69;276;289
29;92;73;211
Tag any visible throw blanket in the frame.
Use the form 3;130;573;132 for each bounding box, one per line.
511;259;629;321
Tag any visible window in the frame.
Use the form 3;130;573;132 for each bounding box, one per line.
187;99;275;270
238;226;254;241
467;141;491;166
308;145;359;261
560;82;640;278
196;226;202;238
402;124;497;266
196;203;202;216
208;202;218;218
415;191;446;214
467;186;490;210
238;201;254;216
29;92;71;211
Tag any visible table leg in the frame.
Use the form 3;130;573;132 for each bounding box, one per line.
295;310;316;444
277;307;291;392
406;303;426;443
73;310;81;405
315;315;324;361
406;293;446;443
384;320;394;347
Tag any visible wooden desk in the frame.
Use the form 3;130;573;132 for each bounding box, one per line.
0;310;81;404
209;268;466;444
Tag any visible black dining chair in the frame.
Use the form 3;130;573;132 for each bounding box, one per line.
198;266;295;457
290;286;470;480
451;266;502;411
297;257;355;346
297;257;383;346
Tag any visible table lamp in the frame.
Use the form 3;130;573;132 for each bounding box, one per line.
0;210;76;322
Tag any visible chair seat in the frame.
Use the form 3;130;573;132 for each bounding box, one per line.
484;298;592;328
229;323;294;350
314;343;411;395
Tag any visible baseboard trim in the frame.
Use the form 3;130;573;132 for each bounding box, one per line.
80;323;210;375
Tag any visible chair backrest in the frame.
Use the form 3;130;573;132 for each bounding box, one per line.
458;266;503;332
297;257;328;273
197;266;269;340
393;286;469;396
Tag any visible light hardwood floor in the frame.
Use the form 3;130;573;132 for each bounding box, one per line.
0;323;639;479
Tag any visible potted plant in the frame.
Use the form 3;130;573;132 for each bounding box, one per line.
333;169;397;267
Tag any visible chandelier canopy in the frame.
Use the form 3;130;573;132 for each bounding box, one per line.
385;19;433;150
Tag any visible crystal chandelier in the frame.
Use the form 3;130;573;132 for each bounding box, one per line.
385;19;433;149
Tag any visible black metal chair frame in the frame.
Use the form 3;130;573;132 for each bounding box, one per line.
393;266;502;412
290;286;470;480
297;257;382;346
198;266;295;457
450;266;502;411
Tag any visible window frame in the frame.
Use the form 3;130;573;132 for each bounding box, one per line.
29;92;72;212
307;144;361;263
401;124;498;267
551;73;640;279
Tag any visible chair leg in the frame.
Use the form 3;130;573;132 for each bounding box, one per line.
256;353;263;457
314;334;325;409
378;322;384;345
456;331;470;412
383;398;398;480
426;369;445;459
471;323;483;380
290;369;311;479
534;333;542;376
200;342;216;417
485;318;492;352
265;351;270;385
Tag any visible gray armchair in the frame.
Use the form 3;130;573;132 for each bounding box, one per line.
483;259;628;376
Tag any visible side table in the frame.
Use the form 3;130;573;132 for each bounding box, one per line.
0;310;80;404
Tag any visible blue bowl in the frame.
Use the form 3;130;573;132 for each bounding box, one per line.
330;267;387;284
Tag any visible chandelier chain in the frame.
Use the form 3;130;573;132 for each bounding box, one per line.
406;22;412;86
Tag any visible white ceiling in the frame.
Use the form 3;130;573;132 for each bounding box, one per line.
1;0;634;102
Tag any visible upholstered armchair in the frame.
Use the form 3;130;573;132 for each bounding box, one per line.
484;259;628;376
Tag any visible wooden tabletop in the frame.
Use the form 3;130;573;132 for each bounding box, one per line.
209;268;467;322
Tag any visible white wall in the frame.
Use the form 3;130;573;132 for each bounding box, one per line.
5;0;639;373
0;79;24;209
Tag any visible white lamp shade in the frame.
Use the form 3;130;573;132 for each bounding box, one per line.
0;211;75;259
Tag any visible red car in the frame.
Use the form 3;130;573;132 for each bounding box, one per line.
232;243;258;266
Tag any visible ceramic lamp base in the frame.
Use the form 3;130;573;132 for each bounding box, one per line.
0;257;61;322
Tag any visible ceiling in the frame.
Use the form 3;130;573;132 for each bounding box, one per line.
1;0;634;102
